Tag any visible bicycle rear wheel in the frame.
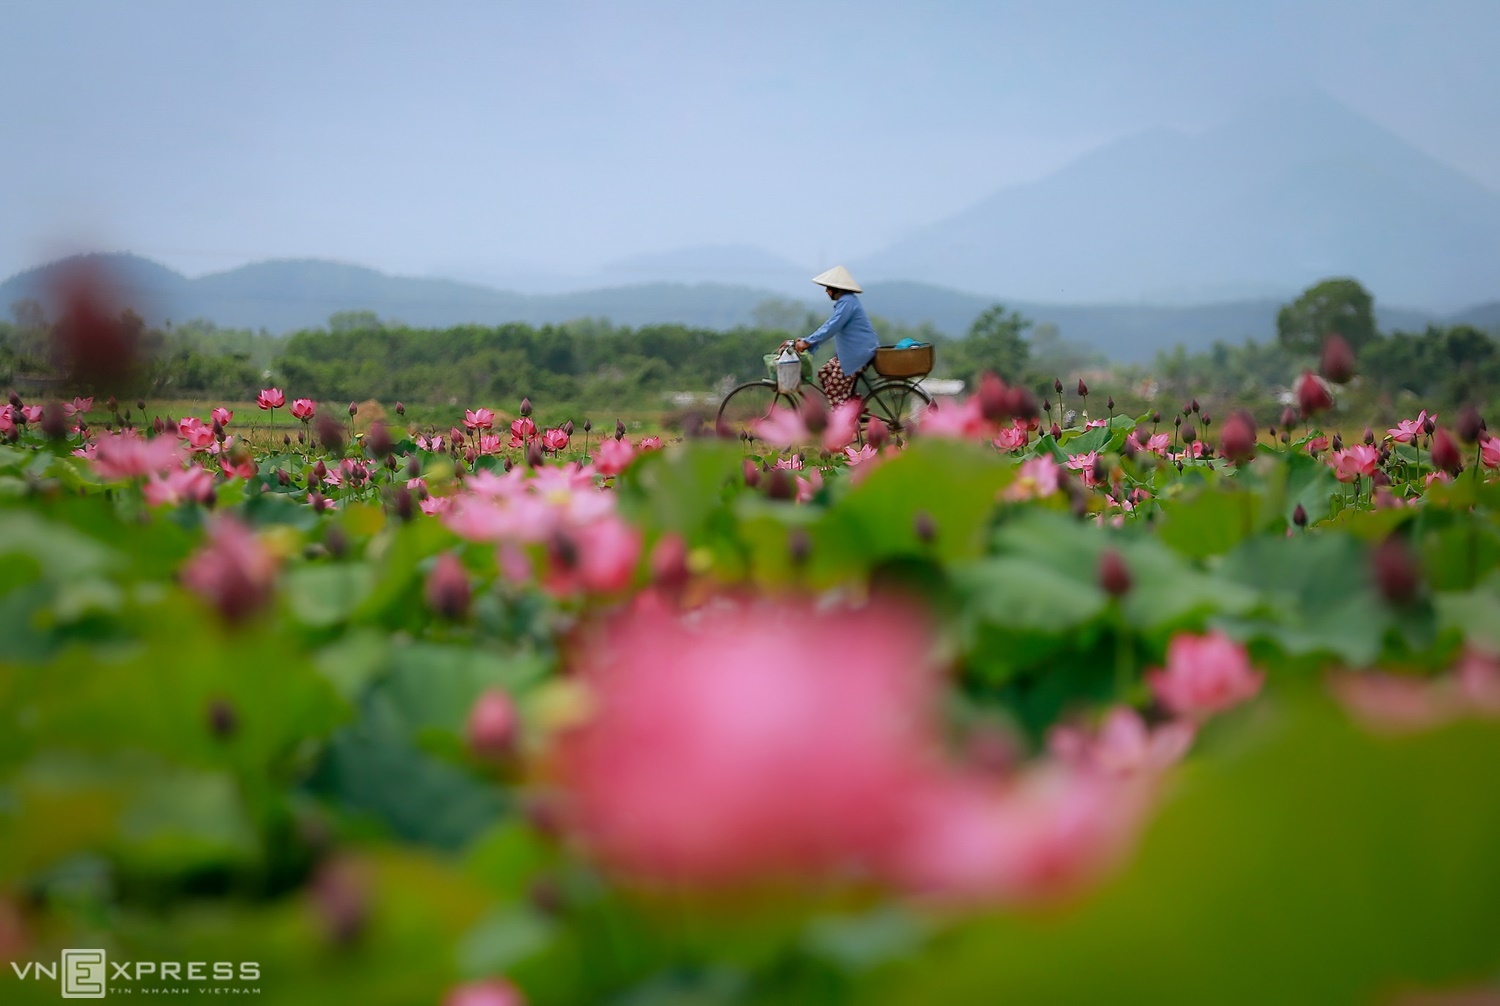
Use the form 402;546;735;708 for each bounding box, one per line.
862;378;933;435
717;381;802;440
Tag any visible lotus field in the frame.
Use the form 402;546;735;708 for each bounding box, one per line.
4;356;1500;1005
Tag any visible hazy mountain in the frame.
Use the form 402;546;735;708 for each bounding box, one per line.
595;244;814;297
0;253;1469;363
854;91;1500;311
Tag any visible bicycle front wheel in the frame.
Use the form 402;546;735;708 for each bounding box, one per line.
863;379;933;435
717;381;802;440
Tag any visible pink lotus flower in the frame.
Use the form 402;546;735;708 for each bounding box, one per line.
20;405;44;424
544;514;641;595
772;454;804;471
1003;457;1060;501
1425;471;1453;486
822;400;861;452
843;443;878;466
1387;411;1434;444
1304;436;1329;454
90;431;185;479
1147;630;1263;719
543;428;570;452
497;542;533;583
176;417;215;450
1332;650;1500;734
442;978;526;1006
594;437;636;476
219;453;257;480
290;398;316;422
478;434;502;455
889;765;1147;905
510;416;536;442
0;407;14;436
142;465;215;507
554;597;937;884
1481;435;1500;469
752;407;809;450
1048;707;1194;778
1066;450;1101;485
918;396;987;439
419;495;451;516
1172;440;1207;461
993;424;1028;451
638;435;664;451
795;468;824;503
256;388;285;410
64;396;94;416
416;434;446;452
180;517;278;624
211;406;232;426
1331;444;1379;482
464;408;494;431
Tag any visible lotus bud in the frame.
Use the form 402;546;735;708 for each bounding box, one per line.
207;698;238;738
1090;457;1108;485
1292;503;1308;528
742;458;761;487
1174;415;1182;428
348;401;358;417
564;420;574;436
520;397;532;417
1319;334;1357;384
1422;415;1436;436
315;413;345;453
1362;427;1375;446
1457;406;1483;444
1076;379;1088;398
311;859;368;946
1182;424;1196;443
1150;410;1161;424
7;391;21;409
615;419;626;440
42;403;67;440
977;372;1008;421
324;526;348;560
583;419;592;433
309;492;332;512
1220;412;1256;464
799;393;828;433
1106;395;1115;411
1043;398;1052;415
282;433;292;446
393;486;414;521
1050;422;1062;440
913;510;936;545
468;689;518;759
1053;378;1064;394
1201;414;1212;427
1190;398;1200;414
1372;536;1420;605
1332;434;1343;452
766;468;795;501
276;468;291;487
425;552;471;620
867;416;891;449
650;533;691;592
1431;427;1463;474
312;459;327;480
549;530;579;571
385;453;399;472
1006;386;1039;420
1372;470;1391;487
1098;549;1131;597
394;401;405;416
365;421;393;457
527;440;544;468
788;527;811;565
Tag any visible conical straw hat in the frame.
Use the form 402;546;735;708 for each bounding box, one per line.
811;265;862;293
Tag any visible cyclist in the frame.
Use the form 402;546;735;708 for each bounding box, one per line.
794;266;879;407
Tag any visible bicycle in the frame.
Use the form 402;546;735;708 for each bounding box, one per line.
716;342;935;441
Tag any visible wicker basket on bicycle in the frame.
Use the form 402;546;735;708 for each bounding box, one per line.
872;344;934;378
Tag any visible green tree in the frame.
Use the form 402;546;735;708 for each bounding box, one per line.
1276;278;1376;355
952;304;1031;385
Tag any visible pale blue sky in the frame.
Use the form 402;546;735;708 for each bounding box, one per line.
2;0;1497;286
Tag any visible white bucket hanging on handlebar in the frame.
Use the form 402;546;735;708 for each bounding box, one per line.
775;346;802;394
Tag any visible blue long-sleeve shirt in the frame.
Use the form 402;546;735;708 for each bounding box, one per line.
805;293;879;375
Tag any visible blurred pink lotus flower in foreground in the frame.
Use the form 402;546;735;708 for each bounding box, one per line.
1332;649;1500;733
751;406;809;450
822;400;860;452
543;514;641;595
91;431;184;479
1147;630;1264;719
918;396;986;439
142;465;215;507
1003;457;1060;501
256;388;284;410
889;764;1147;905
594;437;635;476
1049;707;1195;779
555;597;938;885
443;978;526;1006
180;517;279;624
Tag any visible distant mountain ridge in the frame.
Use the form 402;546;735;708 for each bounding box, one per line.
0;252;1483;364
853;91;1500;311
